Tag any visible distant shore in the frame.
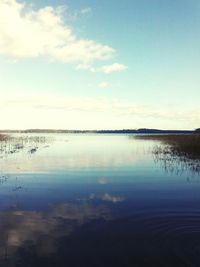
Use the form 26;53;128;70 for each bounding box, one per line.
0;128;198;134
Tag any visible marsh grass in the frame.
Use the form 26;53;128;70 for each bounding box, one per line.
135;134;200;175
0;134;9;141
0;134;52;157
135;134;200;159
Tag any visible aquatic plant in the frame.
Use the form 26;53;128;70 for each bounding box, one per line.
135;134;200;175
0;134;52;157
135;134;200;159
0;134;9;141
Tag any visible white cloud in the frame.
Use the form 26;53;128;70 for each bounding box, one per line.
76;63;96;72
100;63;128;74
80;7;92;15
77;62;128;74
0;0;114;64
98;81;109;88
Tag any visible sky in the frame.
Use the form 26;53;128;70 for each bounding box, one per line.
0;0;200;130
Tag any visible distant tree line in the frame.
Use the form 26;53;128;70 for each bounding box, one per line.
0;128;196;134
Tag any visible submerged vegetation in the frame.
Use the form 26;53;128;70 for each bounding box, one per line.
135;134;200;175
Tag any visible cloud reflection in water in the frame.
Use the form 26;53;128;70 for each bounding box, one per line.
0;201;111;265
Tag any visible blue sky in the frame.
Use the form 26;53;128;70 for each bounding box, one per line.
0;0;199;129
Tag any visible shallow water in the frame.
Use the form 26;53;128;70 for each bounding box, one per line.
0;134;200;267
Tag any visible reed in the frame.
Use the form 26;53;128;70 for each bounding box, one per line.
135;134;200;159
0;134;9;141
134;134;200;175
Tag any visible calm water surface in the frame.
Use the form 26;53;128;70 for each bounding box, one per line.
0;134;200;267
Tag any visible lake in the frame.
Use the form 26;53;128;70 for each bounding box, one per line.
0;133;200;267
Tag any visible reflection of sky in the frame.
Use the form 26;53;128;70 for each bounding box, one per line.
0;201;111;263
0;134;154;173
0;134;199;212
0;134;154;212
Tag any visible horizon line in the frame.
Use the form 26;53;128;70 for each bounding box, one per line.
0;128;197;132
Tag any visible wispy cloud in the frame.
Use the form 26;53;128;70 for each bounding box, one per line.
0;93;115;112
80;7;92;15
0;93;199;129
100;63;128;74
98;81;109;88
77;62;128;74
0;0;114;65
1;93;199;122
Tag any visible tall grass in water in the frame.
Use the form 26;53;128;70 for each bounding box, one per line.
0;134;52;157
0;134;9;141
135;135;200;159
135;134;200;175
